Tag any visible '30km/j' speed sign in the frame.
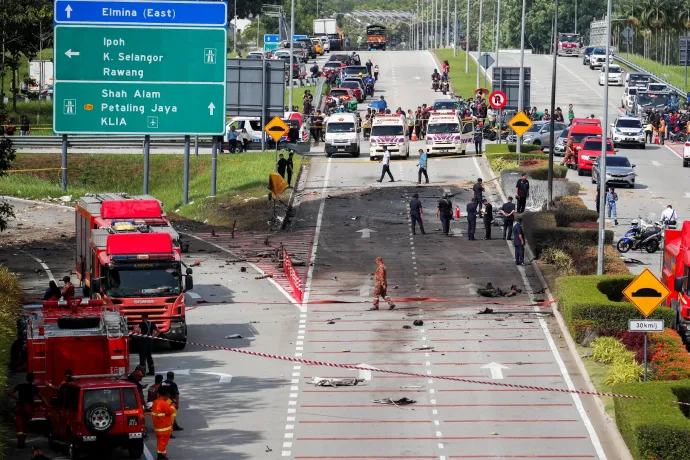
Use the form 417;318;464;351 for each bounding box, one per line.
489;90;507;109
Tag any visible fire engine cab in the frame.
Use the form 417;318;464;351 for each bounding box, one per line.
662;221;690;342
556;33;581;57
75;195;192;349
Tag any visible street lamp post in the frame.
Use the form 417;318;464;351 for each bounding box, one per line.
547;0;559;209
477;0;483;89
516;0;526;161
233;1;238;54
597;0;614;275
453;0;458;57
288;0;295;113
465;0;470;73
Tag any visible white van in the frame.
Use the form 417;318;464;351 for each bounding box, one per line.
226;117;264;148
369;114;409;160
324;113;360;157
425;111;474;155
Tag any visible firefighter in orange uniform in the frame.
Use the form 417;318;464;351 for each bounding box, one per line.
151;386;177;460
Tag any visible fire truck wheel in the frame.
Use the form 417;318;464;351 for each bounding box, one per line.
128;440;144;459
84;403;115;433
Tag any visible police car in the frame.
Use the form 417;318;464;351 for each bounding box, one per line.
610;115;645;149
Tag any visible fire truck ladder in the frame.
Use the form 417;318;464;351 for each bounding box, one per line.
103;311;128;339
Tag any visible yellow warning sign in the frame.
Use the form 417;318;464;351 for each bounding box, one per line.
508;111;534;137
264;116;289;143
622;268;670;317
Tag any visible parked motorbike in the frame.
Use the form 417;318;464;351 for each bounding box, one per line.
617;219;662;254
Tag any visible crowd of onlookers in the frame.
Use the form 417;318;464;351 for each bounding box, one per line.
0;115;31;136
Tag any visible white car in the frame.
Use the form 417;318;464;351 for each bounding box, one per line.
599;64;623;86
610;115;645;149
646;82;669;93
590;48;613;69
273;49;291;60
621;87;638;112
684;140;690;168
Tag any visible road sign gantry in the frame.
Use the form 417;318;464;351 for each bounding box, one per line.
53;0;228;135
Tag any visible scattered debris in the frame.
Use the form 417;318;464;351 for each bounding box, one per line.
490;432;499;436
333;276;340;281
406;313;421;317
494;318;505;322
255;273;273;280
224;334;243;339
412;346;434;351
373;397;417;406
522;320;534;324
478;307;494;314
190;260;201;267
210;229;217;237
478;282;522;298
402;325;412;329
265;446;272;452
413;320;424;326
226;258;247;263
58;195;72;202
250;321;260;324
400;385;424;389
534;287;547;294
327;321;336;325
240;267;247;272
340;349;351;353
310;377;363;387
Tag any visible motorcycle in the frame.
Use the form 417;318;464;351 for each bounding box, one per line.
432;79;440;91
440;81;449;95
617;219;662;254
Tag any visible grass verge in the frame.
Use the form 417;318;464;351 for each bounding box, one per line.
1;152;304;230
577;344;616;418
617;53;689;93
434;49;492;99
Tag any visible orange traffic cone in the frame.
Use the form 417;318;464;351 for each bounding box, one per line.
411;129;418;141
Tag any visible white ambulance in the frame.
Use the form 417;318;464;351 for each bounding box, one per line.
324;113;360;157
369;114;409;160
425;110;474;155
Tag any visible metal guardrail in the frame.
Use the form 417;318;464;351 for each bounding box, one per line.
8;136;216;148
613;54;686;97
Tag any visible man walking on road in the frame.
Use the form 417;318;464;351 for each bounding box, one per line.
134;313;158;376
513;217;526;265
436;193;453;237
500;197;516;240
481;198;493;240
515;174;530;213
473;178;484;204
377;146;395;182
371;256;395;310
417;149;429;184
409;193;425;235
466;198;478;241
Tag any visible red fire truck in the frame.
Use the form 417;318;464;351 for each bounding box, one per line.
662;221;690;342
556;33;582;57
25;299;131;421
75;194;192;349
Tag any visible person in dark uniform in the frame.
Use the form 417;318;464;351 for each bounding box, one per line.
473;178;484;204
473;123;484;155
513;217;526;265
161;372;183;432
515;174;530;213
481;198;493;240
134;313;158;376
436;193;453;237
8;373;45;448
277;154;288;179
466;198;478;240
409;193;425;235
286;152;295;186
500;196;516;240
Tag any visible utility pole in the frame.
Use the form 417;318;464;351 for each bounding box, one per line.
465;0;470;73
233;0;238;54
288;0;295;112
574;0;578;34
440;0;444;48
547;0;559;209
453;0;458;57
516;0;526;161
446;0;450;47
435;0;438;48
477;0;484;89
495;0;501;68
597;0;613;275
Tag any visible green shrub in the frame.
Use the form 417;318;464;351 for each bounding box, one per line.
614;381;690;460
540;248;575;276
485;144;544;154
521;210;613;257
605;359;643;386
592;337;629;364
554;195;588;210
556;276;675;331
554;208;599;227
504;165;568;180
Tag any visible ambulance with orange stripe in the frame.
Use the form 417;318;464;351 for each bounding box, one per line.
425;110;474;155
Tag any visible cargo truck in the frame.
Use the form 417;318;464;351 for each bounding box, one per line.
75;195;192;349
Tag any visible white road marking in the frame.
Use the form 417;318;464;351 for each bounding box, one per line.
651;160;662;166
473;155;607;460
303;158;332;306
144;444;155;460
21;250;55;282
481;362;510;379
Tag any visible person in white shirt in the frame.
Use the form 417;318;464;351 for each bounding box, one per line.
237;128;252;152
661;205;678;225
376;146;394;182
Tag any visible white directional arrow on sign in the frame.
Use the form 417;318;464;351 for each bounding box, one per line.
208;102;215;115
166;369;232;383
65;4;73;18
65;49;80;58
356;228;376;238
481;362;510;379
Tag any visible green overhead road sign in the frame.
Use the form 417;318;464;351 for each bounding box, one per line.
53;81;225;135
55;25;227;83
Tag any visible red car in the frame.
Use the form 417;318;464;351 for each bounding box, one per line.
577;136;615;176
339;81;364;102
327;88;354;105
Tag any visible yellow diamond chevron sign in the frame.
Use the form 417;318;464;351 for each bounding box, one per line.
622;268;670;317
508;111;534;137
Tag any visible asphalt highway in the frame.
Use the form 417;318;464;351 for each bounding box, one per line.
4;50;631;460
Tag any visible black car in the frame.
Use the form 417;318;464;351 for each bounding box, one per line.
296;38;317;59
581;46;596;65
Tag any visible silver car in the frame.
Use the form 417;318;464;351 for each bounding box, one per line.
507;120;568;149
592;155;636;188
553;126;570;156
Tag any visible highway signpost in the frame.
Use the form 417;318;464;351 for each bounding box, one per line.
623;268;671;380
264;34;281;52
52;0;228;198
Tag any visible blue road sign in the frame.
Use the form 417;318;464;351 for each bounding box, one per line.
264;34;280;44
293;35;308;40
54;0;228;27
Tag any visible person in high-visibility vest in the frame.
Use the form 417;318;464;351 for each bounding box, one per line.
151;386;177;460
659;118;666;145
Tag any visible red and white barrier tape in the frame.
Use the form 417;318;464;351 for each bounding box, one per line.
130;333;686;407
